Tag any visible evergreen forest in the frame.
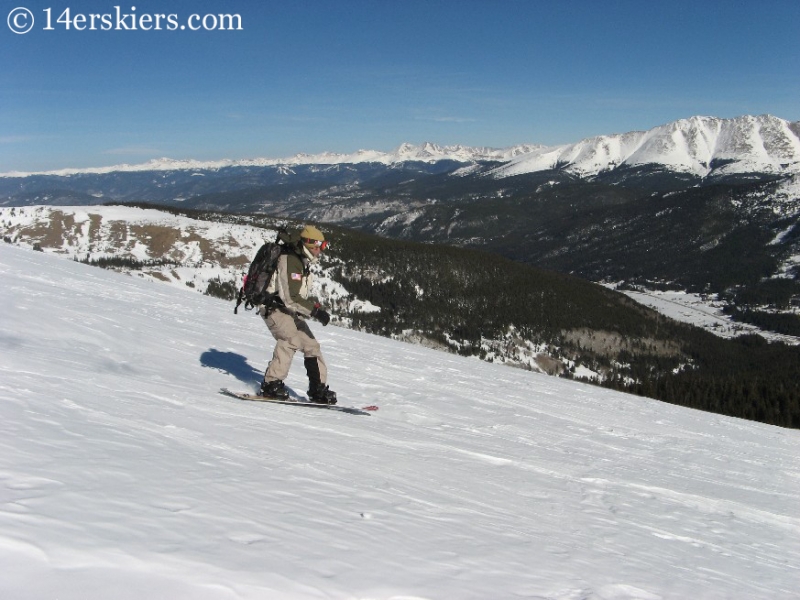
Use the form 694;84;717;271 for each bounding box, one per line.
116;204;800;429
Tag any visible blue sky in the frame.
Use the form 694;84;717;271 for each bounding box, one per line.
2;0;799;172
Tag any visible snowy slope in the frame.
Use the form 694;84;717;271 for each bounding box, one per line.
491;115;800;179
0;204;278;294
0;205;355;317
1;244;799;600
605;286;800;346
5;204;798;349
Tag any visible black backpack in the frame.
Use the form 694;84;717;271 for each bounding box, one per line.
234;229;291;314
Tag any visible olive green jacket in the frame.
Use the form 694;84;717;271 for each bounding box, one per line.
270;245;318;317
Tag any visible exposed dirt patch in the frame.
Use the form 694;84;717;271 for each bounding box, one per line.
106;220;129;247
183;228;249;268
130;225;181;257
562;328;681;358
16;210;75;249
88;214;104;243
534;353;565;375
148;271;170;282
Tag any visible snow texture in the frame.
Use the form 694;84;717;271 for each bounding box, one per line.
0;143;542;178
491;115;800;179
607;287;800;346
2;244;799;599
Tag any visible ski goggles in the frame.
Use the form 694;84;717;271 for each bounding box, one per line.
302;237;329;250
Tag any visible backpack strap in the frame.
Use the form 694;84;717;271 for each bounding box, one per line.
234;287;246;314
233;229;291;315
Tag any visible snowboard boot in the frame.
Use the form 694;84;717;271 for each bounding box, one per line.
259;379;290;400
307;383;337;405
304;356;336;404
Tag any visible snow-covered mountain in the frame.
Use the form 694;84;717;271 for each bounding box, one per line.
491;115;800;179
2;243;799;600
2;115;797;181
0;142;543;178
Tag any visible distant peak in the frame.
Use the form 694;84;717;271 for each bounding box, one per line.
490;114;800;180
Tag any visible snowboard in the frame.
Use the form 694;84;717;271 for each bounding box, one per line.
219;388;377;416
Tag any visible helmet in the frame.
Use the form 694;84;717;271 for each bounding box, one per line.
300;225;328;250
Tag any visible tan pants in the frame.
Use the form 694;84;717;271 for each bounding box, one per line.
261;308;327;384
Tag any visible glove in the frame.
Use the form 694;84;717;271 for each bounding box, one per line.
311;303;331;326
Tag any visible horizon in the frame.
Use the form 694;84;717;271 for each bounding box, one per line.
3;0;800;172
2;112;796;178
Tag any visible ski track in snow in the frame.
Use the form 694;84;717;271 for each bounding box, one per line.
1;244;799;600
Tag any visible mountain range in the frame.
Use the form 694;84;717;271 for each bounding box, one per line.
2;114;799;180
0;142;543;178
1;114;798;329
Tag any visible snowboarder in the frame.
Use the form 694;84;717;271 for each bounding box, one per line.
257;225;337;404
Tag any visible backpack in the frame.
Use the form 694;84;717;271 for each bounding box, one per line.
234;229;291;314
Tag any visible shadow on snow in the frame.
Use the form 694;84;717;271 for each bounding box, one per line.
200;348;262;386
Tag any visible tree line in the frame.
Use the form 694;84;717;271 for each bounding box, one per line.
324;226;800;429
113;203;800;429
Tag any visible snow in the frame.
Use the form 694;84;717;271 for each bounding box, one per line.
0;204;291;303
771;174;800;217
347;299;381;314
0;143;540;178
491;115;800;179
2;115;798;182
2;243;799;599
609;286;800;346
